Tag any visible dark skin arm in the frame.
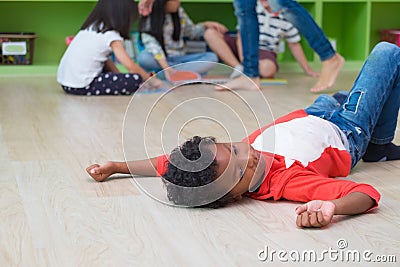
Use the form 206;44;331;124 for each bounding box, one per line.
295;192;375;228
86;158;159;182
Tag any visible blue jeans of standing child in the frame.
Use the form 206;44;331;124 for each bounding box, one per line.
137;51;218;75
233;0;259;77
305;42;400;168
233;0;335;77
269;0;335;61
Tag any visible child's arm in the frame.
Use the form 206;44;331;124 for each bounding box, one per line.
86;157;159;182
139;33;177;81
279;171;380;228
155;58;177;81
111;40;149;78
295;192;375;228
104;59;120;73
287;42;319;77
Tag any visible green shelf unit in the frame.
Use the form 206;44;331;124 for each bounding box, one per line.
0;0;399;75
322;1;369;62
0;1;96;66
181;2;236;30
370;1;400;52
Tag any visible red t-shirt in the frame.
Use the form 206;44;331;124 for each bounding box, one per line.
156;110;380;209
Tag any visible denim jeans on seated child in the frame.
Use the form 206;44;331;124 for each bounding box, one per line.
137;51;218;77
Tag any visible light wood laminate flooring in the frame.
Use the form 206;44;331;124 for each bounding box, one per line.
0;71;399;266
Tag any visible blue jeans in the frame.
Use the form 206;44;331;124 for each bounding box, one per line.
305;42;400;168
269;0;335;61
233;0;259;77
137;51;218;75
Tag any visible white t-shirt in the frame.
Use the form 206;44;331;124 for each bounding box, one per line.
57;28;123;88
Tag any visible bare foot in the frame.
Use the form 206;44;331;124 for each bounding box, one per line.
215;75;260;91
310;53;345;93
86;162;116;182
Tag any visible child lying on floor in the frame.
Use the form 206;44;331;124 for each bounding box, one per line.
87;42;400;228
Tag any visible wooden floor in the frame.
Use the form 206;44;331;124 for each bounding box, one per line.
0;70;399;267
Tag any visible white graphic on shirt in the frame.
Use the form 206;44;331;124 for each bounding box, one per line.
251;116;346;168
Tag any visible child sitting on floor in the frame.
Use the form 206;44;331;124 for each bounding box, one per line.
57;0;161;96
137;0;227;80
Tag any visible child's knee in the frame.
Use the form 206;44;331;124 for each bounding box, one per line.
373;42;399;57
204;28;219;39
259;60;277;78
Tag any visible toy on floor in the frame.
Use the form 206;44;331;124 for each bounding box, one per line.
167;70;201;84
200;76;288;86
260;78;288;85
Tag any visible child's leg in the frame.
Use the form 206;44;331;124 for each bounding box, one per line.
258;59;277;78
204;30;241;68
331;91;348;105
83;73;143;96
269;0;344;92
330;42;400;165
258;50;278;78
233;0;259;78
304;94;341;119
61;85;85;95
269;0;334;61
137;51;163;73
171;52;218;74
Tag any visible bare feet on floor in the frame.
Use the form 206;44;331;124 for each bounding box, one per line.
215;75;261;91
310;53;345;93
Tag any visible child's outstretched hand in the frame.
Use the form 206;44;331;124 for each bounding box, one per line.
86;162;116;182
295;200;335;228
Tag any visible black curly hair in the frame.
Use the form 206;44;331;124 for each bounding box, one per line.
162;136;235;208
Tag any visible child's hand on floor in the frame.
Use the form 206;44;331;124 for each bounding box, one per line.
86;162;116;182
164;67;177;82
148;77;163;89
295;200;335;228
304;68;320;78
